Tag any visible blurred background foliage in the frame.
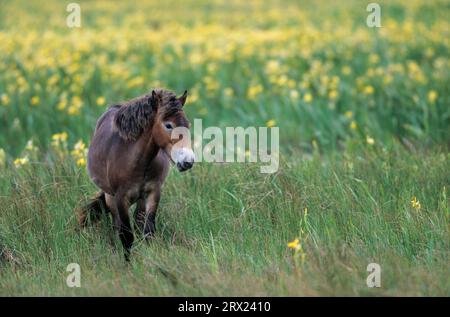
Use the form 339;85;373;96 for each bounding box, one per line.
0;0;448;157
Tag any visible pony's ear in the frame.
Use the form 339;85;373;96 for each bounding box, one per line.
150;90;159;110
178;90;188;106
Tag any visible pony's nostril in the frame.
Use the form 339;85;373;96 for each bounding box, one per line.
176;161;193;172
183;161;193;169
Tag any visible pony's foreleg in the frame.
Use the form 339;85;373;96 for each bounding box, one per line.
134;188;160;239
134;198;147;235
106;193;134;261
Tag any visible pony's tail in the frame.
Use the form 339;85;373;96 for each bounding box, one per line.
77;191;109;227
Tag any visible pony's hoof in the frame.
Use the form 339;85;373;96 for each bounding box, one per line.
143;231;155;241
143;222;156;240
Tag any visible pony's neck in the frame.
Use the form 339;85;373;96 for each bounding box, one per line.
138;129;160;165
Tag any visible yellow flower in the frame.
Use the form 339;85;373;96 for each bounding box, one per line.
67;106;80;115
344;111;353;119
25;140;37;152
17;77;26;87
369;53;380;64
288;236;306;265
275;75;288;86
13;156;29;168
363;85;374;95
303;93;313;103
224;88;233;97
76;157;86;167
67;96;83;115
47;74;59;86
341;66;352;75
328;90;338;100
411;196;421;210
427;90;438;103
30;96;40;106
57;99;67;110
96;96;106;106
299;81;310;89
127;76;144;88
366;136;375;145
247;84;263;100
320;75;329;87
52;132;68;142
350;121;358;130
51;132;69;150
204;76;220;91
1;93;10;106
188;91;199;103
287;238;300;250
266;119;276;128
73;140;86;152
71;140;87;167
265;60;281;74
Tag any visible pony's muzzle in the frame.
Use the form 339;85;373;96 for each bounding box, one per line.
177;160;194;172
172;147;195;172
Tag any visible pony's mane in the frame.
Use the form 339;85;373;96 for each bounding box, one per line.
113;89;181;141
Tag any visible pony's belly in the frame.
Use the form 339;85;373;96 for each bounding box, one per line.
87;153;115;195
90;176;113;195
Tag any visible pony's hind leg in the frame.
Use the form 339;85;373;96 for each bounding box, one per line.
134;188;160;239
105;193;134;261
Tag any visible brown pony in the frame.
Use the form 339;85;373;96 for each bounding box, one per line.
79;89;194;260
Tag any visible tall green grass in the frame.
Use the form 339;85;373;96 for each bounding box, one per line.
1;145;448;295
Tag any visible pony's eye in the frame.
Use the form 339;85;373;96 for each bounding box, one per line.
164;122;174;131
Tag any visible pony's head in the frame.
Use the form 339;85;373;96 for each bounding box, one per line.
113;88;194;172
151;89;194;172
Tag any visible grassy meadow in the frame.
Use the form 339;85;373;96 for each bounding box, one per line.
0;0;449;296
